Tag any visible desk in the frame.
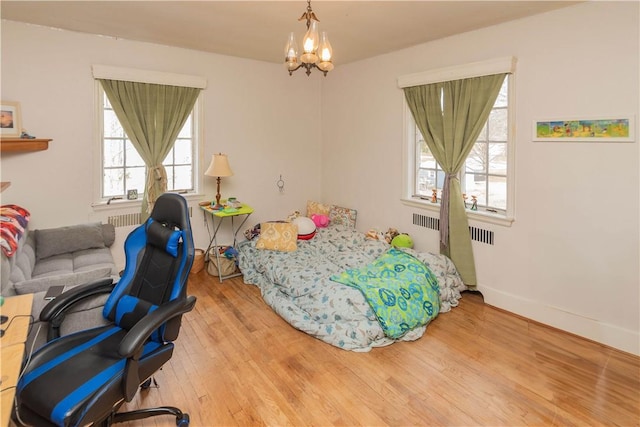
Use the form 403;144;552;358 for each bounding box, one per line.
0;293;33;427
201;204;253;282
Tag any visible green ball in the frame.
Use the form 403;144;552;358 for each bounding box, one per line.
391;234;413;248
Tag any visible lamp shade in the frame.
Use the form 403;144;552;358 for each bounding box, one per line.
205;153;233;177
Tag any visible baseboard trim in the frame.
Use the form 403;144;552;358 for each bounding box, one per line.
477;284;640;356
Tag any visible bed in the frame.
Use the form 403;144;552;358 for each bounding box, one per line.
237;223;466;352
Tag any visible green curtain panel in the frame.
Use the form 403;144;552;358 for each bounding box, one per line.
100;79;200;219
404;73;506;287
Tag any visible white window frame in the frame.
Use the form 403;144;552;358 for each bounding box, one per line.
398;57;517;227
91;65;206;208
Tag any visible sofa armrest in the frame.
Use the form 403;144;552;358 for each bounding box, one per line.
14;267;113;295
40;277;115;341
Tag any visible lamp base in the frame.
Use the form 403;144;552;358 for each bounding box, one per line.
211;203;224;210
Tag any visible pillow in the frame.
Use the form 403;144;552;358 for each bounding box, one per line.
14;266;113;295
35;222;106;260
255;222;298;252
329;205;357;228
306;200;330;217
147;221;182;257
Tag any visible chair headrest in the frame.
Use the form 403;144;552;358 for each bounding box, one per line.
147;220;182;257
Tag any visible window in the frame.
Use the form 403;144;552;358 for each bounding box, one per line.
400;57;516;224
99;89;200;200
413;77;509;214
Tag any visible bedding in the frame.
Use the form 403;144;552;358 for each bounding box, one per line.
237;224;466;352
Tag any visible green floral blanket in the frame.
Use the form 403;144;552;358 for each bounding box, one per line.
331;248;440;339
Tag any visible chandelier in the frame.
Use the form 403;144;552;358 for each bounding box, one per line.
284;0;334;76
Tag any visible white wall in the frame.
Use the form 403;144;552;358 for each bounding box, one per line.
0;20;323;264
2;2;638;355
321;1;639;355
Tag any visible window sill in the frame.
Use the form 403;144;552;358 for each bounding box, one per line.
401;198;514;227
92;192;205;212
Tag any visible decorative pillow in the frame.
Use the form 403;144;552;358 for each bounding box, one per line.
306;200;331;217
255;222;298;252
35;222;106;260
329;205;357;228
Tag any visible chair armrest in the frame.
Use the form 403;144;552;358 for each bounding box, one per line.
39;277;115;322
119;295;197;358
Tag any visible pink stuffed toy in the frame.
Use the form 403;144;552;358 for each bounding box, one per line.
311;214;330;228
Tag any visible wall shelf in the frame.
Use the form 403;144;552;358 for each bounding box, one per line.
1;138;52;152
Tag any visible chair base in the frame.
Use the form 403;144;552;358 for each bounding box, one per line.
104;406;189;426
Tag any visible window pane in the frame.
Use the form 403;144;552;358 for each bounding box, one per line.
488;143;507;175
464;173;487;205
417;169;437;195
494;77;508;108
488;108;508;142
178;116;192;138
104;139;124;167
466;142;487;173
476;122;487;142
487;176;507;210
104;110;124;138
162;147;173;166
103;168;124;197
173;139;192;164
173;165;193;190
125;166;146;194
165;166;174;190
125;141;145;167
419;141;437;169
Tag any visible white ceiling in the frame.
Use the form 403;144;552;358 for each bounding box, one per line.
1;1;580;65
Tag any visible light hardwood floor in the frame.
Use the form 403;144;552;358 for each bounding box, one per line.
121;270;640;426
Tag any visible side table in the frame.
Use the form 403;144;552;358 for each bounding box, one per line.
0;293;34;427
201;203;253;282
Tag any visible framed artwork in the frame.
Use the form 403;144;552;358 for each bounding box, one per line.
533;116;634;142
0;101;22;138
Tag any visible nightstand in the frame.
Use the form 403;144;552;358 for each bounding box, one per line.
200;203;253;282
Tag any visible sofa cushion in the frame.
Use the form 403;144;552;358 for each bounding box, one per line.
35;222;106;260
14;266;113;295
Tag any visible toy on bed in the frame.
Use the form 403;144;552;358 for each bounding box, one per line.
237;201;466;352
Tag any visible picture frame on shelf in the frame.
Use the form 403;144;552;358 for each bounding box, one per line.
533;115;635;143
0;101;22;138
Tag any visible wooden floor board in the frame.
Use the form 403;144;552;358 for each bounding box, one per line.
118;270;640;426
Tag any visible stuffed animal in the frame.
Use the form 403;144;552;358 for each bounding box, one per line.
384;228;399;244
391;234;413;248
287;210;301;222
311;214;330;228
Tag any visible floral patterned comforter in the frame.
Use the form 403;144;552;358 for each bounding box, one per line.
237;225;466;352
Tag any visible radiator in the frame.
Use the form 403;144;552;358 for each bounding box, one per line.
108;207;192;228
412;213;494;245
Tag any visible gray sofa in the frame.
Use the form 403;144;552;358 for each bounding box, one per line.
1;222;119;351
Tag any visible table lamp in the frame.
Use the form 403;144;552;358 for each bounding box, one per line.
205;153;234;210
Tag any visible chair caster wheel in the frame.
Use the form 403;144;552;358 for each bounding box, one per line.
141;378;152;389
176;413;190;426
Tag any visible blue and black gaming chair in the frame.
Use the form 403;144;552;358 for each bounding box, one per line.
14;193;197;426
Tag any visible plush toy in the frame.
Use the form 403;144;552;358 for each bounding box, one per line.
287;210;301;222
384;228;399;244
311;214;330;228
391;234;413;249
293;216;317;240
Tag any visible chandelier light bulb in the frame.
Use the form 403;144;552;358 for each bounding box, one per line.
283;0;333;76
